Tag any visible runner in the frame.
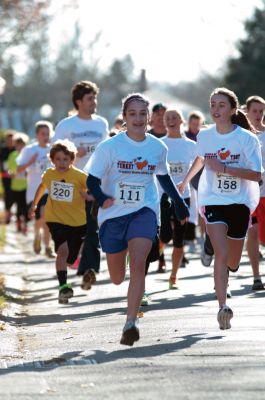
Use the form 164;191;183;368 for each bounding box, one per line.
178;87;262;330
16;121;54;257
28;140;92;304
148;103;168;273
52;81;109;287
86;93;189;346
7;133;29;234
245;95;265;290
158;108;196;289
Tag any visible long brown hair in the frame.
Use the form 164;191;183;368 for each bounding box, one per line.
210;87;256;133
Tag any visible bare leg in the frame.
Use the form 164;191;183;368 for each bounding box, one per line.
170;246;184;279
106;249;127;285
127;238;152;320
246;223;260;277
207;223;228;307
56;242;69;272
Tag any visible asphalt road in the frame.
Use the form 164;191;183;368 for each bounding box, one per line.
0;223;265;400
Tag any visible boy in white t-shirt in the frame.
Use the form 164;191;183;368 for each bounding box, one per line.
16;120;54;258
52;81;109;287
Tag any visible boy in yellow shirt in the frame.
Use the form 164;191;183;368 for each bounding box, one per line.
29;140;93;304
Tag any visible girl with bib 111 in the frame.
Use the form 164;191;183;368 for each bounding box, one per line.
85;93;189;346
178;87;263;331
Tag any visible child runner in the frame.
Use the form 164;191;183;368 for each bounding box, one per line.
29;140;92;304
16;121;54;257
245;95;265;290
178;87;262;330
86;93;189;346
158;108;196;289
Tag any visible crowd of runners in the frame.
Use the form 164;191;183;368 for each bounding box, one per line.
0;80;264;347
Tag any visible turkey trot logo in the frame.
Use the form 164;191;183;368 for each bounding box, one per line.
217;148;231;161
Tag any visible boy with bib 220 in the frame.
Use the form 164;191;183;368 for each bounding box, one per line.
29;140;93;304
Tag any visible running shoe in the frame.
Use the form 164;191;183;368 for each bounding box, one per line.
33;237;41;254
69;256;80;270
252;279;264;291
169;276;178;290
120;319;140;346
58;283;73;304
141;292;149;306
217;305;233;330
200;248;213;267
81;269;96;290
45;247;56;259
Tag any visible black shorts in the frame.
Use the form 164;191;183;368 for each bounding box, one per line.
28;194;48;220
46;222;86;264
159;194;190;248
202;204;250;240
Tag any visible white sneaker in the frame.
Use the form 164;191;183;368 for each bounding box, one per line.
217;305;233;330
200;248;213;266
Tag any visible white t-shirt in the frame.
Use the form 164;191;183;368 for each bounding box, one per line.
160;136;196;198
86;132;169;226
196;125;263;212
53;114;109;170
257;131;265;197
16;142;51;203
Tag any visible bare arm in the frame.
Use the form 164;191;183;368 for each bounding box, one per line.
205;158;261;182
178;156;204;194
28;183;46;218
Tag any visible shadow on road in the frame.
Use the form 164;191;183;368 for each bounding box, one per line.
0;333;224;375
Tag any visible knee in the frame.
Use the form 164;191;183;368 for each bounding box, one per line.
227;265;239;273
111;276;124;285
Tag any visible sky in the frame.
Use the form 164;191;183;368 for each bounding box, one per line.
49;0;262;84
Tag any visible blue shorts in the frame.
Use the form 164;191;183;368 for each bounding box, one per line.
99;207;157;254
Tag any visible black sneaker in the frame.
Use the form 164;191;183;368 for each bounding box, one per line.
252;279;264;291
81;269;96;290
58;284;73;304
120;319;140;346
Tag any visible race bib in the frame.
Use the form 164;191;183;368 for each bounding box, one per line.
115;182;145;207
35;157;49;174
213;173;241;195
79;142;97;155
169;162;187;177
51;181;74;202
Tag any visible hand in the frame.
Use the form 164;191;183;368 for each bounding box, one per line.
102;198;115;209
205;158;224;173
177;181;186;195
79;191;94;201
77;147;87;158
28;204;37;219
